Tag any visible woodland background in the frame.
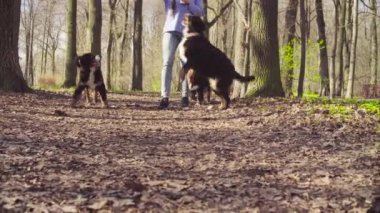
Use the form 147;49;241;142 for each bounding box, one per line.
17;0;380;98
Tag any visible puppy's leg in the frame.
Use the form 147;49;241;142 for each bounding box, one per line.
215;80;230;110
205;86;211;104
94;89;99;103
197;86;205;105
96;84;108;108
72;85;87;108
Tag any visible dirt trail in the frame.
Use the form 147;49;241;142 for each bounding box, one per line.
0;91;379;212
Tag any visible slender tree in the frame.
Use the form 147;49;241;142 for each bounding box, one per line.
282;0;298;97
63;0;77;87
345;0;358;98
297;0;306;97
369;0;378;86
130;0;143;90
315;0;329;96
106;0;118;90
329;0;340;99
335;0;347;96
246;0;284;97
21;0;37;86
0;0;30;92
87;0;102;56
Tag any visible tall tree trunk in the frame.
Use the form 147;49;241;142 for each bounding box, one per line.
87;0;102;55
315;0;329;96
63;0;77;87
345;0;358;98
106;0;117;90
130;0;143;91
335;0;346;96
344;0;352;88
232;0;252;99
282;0;298;97
246;0;284;97
0;0;30;92
297;0;306;98
369;0;378;85
329;1;339;99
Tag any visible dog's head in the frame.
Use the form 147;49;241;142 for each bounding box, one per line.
76;53;101;70
183;15;205;36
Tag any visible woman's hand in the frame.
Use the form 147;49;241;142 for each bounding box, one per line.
180;0;190;4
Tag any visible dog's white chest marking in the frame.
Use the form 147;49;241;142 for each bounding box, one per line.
86;67;97;89
179;38;187;63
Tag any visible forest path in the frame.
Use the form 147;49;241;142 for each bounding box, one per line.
0;91;379;212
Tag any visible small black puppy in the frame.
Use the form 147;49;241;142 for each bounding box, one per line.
179;15;255;109
71;53;108;108
186;68;211;105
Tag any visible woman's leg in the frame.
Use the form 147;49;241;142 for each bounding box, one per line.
161;32;181;98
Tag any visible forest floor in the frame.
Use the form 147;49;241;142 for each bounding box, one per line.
0;91;379;212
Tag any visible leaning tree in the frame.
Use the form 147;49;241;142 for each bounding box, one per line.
0;0;30;92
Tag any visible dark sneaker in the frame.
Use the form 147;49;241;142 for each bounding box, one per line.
181;97;189;108
158;97;169;109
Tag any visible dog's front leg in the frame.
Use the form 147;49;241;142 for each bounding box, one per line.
71;85;87;108
96;84;108;108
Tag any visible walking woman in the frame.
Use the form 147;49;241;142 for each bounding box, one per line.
159;0;204;109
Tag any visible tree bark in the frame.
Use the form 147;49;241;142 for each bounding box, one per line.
63;0;77;87
315;0;329;96
297;0;306;98
87;0;102;56
232;0;252;99
369;0;378;85
345;0;358;98
282;0;298;97
329;0;339;99
0;0;30;92
130;0;143;91
335;0;346;96
106;0;118;90
246;0;284;97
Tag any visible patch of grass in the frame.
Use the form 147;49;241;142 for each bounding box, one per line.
302;94;380;116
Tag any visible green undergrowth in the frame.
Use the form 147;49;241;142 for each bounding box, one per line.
303;94;380;117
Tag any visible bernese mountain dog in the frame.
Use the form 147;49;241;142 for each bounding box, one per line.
179;15;254;109
71;53;108;108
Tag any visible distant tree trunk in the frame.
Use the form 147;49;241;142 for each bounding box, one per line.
0;0;30;92
119;0;130;73
282;0;298;97
369;0;377;85
130;0;143;91
335;0;346;96
63;0;77;87
21;0;36;86
232;0;252;99
106;0;117;90
87;0;102;55
329;1;339;99
297;0;306;98
246;0;284;97
315;0;329;96
344;0;352;87
345;0;358;98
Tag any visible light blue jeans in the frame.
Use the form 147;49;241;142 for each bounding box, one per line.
161;31;188;98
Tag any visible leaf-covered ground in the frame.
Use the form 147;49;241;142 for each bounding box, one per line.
0;91;379;212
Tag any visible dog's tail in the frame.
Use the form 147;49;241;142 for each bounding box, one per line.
234;71;255;82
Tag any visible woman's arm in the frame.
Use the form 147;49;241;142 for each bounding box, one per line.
186;0;204;16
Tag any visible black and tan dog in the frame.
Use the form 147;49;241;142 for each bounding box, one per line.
179;15;254;109
71;53;108;108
